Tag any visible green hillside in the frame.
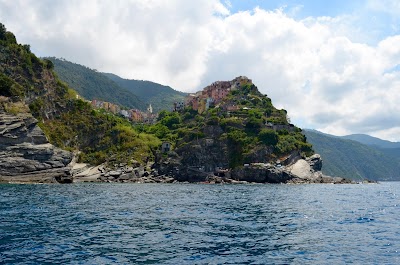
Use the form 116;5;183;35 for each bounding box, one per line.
304;130;400;181
341;134;400;149
104;73;187;113
46;57;146;110
143;78;313;173
340;134;400;161
0;24;160;165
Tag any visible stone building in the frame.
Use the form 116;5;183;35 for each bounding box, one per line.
161;142;171;153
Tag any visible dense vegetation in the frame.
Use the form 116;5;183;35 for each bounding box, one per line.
304;130;400;181
47;57;186;113
0;23;315;169
0;24;159;165
341;134;400;149
104;73;187;113
141;82;313;168
46;57;146;110
40;100;160;165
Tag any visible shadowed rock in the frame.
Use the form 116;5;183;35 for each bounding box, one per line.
0;112;73;183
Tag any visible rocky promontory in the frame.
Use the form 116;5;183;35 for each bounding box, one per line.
0;24;363;184
70;152;354;184
0;111;73;183
230;154;354;184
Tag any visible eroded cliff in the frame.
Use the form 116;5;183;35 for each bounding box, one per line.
0;110;73;183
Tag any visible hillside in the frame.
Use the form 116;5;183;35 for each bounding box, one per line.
46;57;146;110
0;24;160;170
104;73;187;113
341;134;400;149
0;23;353;184
143;77;316;182
304;130;400;181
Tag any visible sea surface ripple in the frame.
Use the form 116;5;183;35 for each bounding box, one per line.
1;182;399;264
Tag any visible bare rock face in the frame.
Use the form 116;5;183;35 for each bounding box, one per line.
286;154;353;184
289;159;313;179
306;154;323;171
229;154;354;184
0;112;73;183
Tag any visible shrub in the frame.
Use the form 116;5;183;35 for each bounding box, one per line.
258;129;278;146
29;98;44;117
0;73;24;99
246;117;263;129
160;112;181;129
206;115;219;125
43;59;54;70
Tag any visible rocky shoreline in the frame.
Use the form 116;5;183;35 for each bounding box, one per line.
0;111;364;185
0;112;73;184
70;154;357;185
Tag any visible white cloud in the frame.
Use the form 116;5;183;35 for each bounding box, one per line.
367;0;400;16
0;0;400;141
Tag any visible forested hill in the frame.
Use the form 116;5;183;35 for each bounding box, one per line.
46;57;146;110
103;73;187;113
0;24;159;167
303;129;400;181
341;134;400;149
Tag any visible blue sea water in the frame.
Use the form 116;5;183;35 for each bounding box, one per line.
0;182;399;264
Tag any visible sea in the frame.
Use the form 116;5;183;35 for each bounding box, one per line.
0;182;399;264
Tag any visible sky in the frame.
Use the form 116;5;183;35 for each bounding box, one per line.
1;0;400;141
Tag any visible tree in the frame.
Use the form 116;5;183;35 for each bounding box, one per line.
43;59;54;70
0;73;14;97
258;129;278;146
0;23;6;40
23;44;31;53
246;117;262;129
160;112;181;129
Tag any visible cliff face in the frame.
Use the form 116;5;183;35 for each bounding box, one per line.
156;137;353;184
0;110;73;183
152;76;354;184
0;23;163;179
230;154;352;184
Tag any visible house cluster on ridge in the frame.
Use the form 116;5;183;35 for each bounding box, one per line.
182;76;252;113
91;100;156;123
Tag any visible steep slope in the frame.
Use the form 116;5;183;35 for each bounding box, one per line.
341;134;400;162
104;73;187;113
0;111;72;183
0;25;75;182
147;77;330;183
303;130;400;181
46;57;146;110
0;24;160;184
341;134;400;149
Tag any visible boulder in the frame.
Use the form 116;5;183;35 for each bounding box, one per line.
306;154;323;171
109;170;122;177
289;159;313;179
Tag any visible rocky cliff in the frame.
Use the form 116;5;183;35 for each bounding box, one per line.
230;154;353;184
0;23;357;184
0;110;73;183
153;144;353;184
147;76;355;184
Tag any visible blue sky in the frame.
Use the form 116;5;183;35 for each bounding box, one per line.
1;0;400;140
227;0;399;44
228;0;364;17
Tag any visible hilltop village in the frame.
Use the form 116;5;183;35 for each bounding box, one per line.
0;23;358;185
90;76;294;132
88;77;254;123
91;99;157;123
184;76;251;113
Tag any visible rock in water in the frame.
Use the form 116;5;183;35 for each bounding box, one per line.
0;112;73;183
